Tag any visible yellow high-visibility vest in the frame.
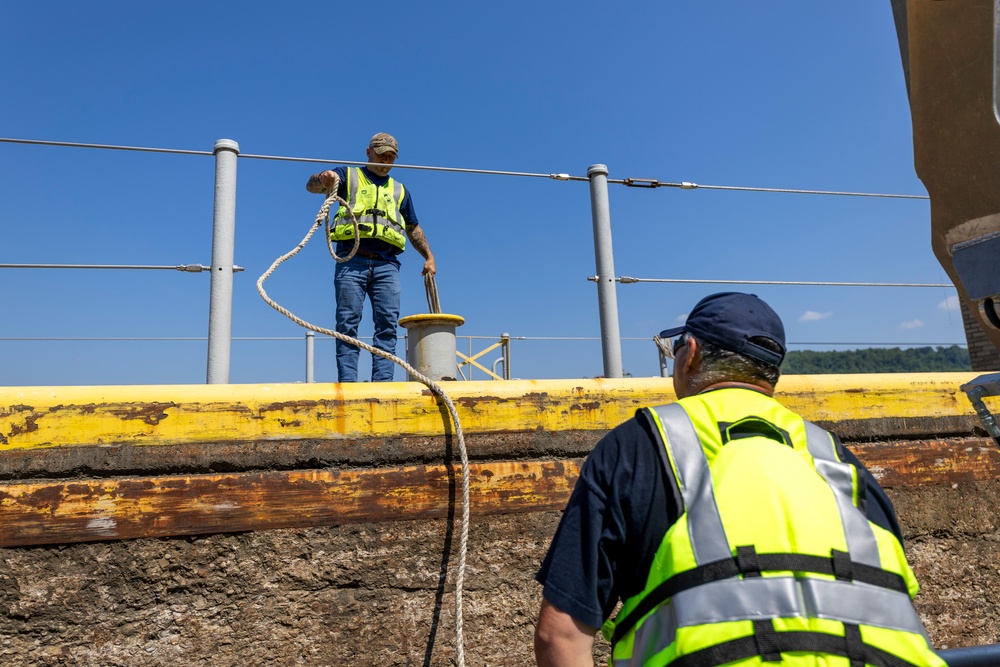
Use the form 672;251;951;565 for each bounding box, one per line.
603;388;945;667
330;167;407;251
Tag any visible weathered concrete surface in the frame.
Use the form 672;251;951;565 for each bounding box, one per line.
894;481;1000;652
0;375;999;665
0;514;555;667
0;483;998;667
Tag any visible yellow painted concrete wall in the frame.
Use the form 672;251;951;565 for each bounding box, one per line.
0;373;991;450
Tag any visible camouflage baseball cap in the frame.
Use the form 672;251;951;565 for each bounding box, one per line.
369;132;398;155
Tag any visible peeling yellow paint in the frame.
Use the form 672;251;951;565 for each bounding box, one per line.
0;373;990;451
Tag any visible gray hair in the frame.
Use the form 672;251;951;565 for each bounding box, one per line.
694;336;782;387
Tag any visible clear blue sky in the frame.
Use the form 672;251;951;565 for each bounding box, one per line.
0;2;963;385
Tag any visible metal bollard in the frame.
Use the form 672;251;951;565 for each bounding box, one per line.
398;314;465;381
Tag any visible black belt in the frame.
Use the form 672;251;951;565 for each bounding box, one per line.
354;248;384;260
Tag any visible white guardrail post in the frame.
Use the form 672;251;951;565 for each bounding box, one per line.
206;139;240;384
588;164;624;378
305;331;315;383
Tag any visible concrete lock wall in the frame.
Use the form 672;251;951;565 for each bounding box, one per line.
0;375;999;666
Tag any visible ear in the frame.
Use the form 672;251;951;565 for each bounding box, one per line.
683;337;700;375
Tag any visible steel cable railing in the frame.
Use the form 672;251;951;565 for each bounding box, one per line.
0;136;929;198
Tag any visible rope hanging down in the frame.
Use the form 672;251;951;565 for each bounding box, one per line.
256;185;471;667
425;274;442;314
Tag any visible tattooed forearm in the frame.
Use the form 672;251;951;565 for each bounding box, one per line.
407;226;433;259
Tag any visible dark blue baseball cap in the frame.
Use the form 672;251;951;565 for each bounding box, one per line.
659;292;786;366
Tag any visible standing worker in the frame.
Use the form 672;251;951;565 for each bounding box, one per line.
534;292;945;667
306;133;436;382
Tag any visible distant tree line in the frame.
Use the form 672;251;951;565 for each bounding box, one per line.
781;345;970;374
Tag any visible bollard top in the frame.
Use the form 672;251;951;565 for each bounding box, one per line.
214;139;240;154
398;313;465;328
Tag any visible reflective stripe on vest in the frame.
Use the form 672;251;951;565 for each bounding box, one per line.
330;167;407;251
656;403;731;565
629;574;929;662
805;420;882;569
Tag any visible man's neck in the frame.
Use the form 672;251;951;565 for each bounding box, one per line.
361;166;390;183
696;381;774;397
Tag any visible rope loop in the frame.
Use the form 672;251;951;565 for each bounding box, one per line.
315;174;361;263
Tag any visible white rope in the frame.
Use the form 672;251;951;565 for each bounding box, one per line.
256;188;471;667
310;174;360;263
653;334;674;360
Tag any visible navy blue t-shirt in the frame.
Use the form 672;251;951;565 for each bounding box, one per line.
534;402;904;630
330;166;420;265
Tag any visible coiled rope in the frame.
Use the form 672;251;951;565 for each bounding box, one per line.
256;182;470;667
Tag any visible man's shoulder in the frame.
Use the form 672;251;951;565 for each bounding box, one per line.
583;413;661;482
597;413;656;453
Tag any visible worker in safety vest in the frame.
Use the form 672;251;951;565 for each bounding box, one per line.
534;292;945;667
306;133;436;382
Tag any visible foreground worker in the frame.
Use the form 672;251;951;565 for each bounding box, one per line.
306;132;436;382
534;292;945;666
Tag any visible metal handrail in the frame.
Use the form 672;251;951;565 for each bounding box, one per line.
938;644;1000;666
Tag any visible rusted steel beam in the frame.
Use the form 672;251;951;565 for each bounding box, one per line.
0;436;996;548
0;459;583;548
854;437;1000;488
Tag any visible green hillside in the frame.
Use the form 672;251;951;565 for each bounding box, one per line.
782;345;970;374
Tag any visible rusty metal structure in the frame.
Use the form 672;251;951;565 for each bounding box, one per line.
891;0;1000;369
0;375;994;547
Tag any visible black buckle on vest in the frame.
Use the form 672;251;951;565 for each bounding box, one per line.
844;623;867;667
736;545;762;578
753;619;783;662
832;549;855;581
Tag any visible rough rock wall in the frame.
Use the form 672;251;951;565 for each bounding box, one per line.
1;483;998;667
0;513;551;667
893;481;1000;651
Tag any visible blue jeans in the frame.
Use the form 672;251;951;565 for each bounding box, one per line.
334;255;401;382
